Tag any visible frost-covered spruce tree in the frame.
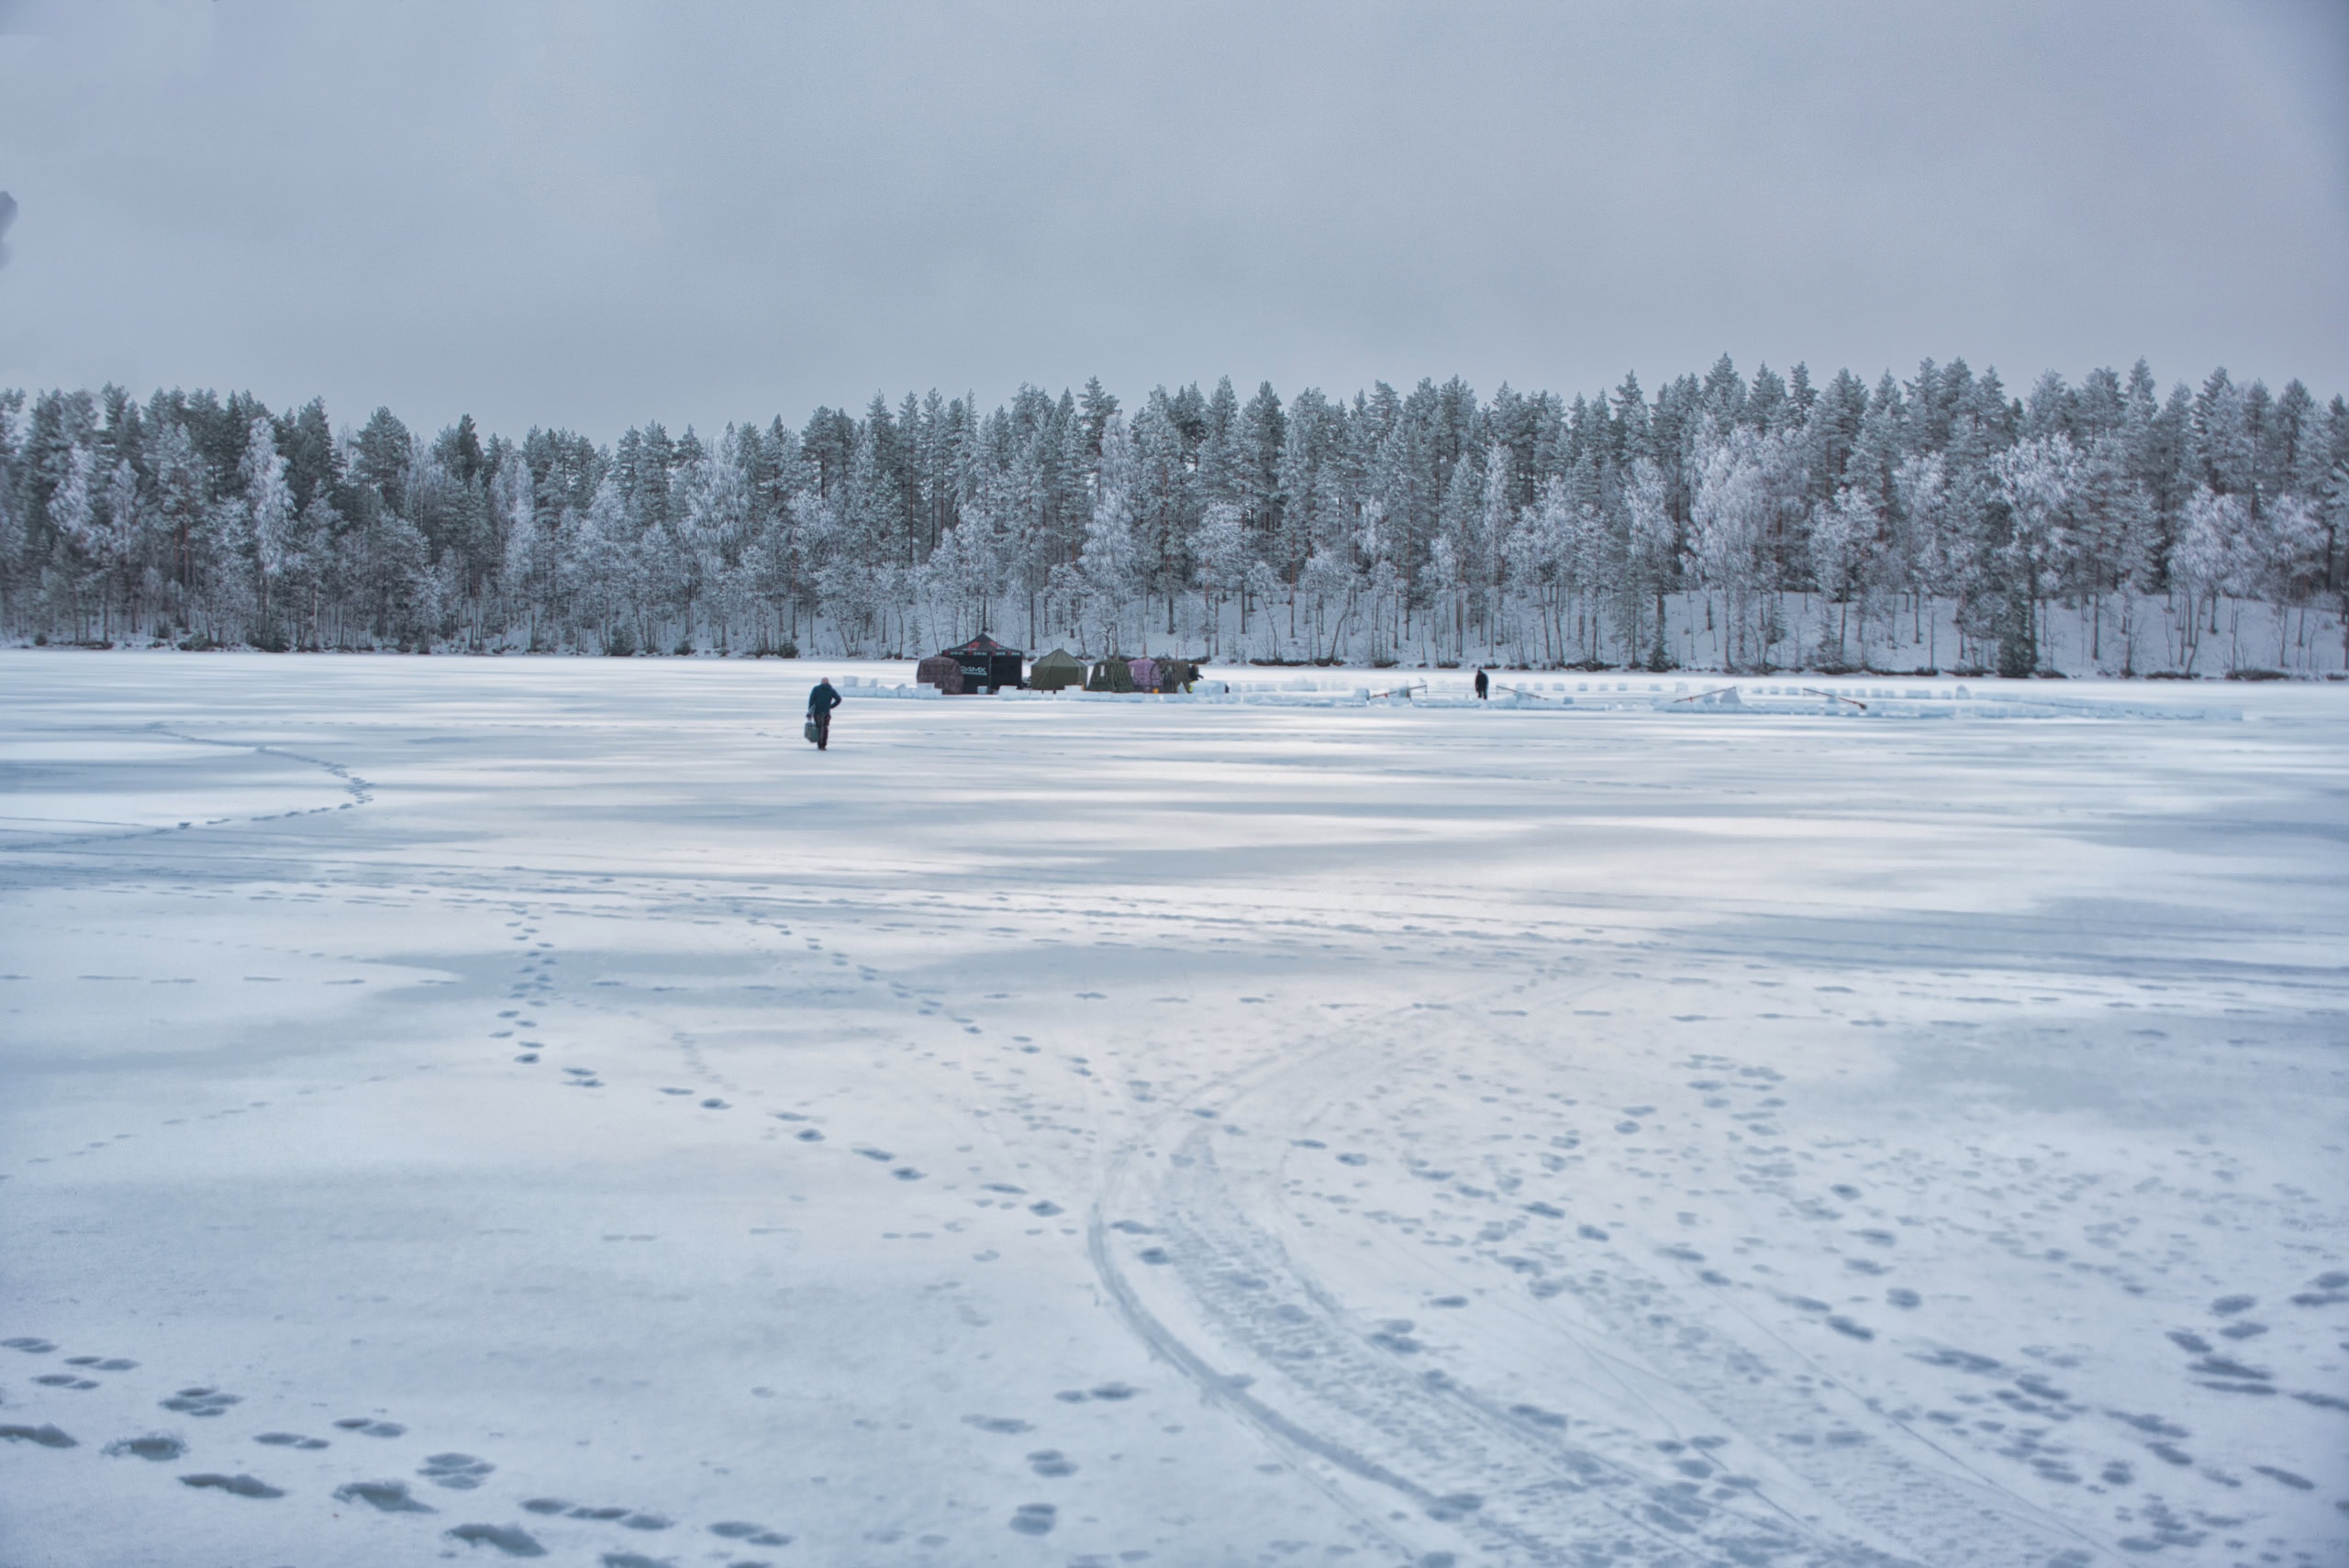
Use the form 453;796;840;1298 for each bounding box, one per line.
1991;434;2081;674
47;443;96;639
1080;416;1142;653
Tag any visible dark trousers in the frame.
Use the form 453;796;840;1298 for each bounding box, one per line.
812;711;831;750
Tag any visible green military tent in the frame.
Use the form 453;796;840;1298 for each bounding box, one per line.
1085;656;1137;694
1028;648;1085;691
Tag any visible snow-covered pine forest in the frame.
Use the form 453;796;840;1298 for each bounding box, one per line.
5;358;2345;677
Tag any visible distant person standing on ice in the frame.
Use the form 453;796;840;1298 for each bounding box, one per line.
1474;667;1490;700
806;676;842;751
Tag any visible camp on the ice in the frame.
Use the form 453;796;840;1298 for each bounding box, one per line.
921;635;1025;694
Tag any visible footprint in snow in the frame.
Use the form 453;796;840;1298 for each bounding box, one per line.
547;1504;669;1529
0;1423;76;1448
255;1431;329;1450
161;1386;240;1418
180;1472;283;1499
339;1478;437;1513
963;1415;1033;1434
2251;1464;2314;1490
105;1434;184;1461
421;1451;496;1489
334;1416;407;1438
444;1522;546;1556
1009;1502;1057;1534
710;1519;795;1545
1054;1382;1139;1403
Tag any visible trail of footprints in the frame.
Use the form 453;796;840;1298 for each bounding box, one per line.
1222;1030;2349;1558
4;910;1147;1558
4;1333;801;1562
4;1323;1149;1559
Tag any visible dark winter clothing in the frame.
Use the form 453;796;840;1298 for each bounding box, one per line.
807;681;841;750
1474;668;1490;700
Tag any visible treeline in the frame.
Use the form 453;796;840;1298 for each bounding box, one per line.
3;357;2344;676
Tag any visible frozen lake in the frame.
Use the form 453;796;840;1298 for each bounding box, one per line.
2;652;2343;1568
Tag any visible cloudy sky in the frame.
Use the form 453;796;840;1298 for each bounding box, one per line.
0;1;2343;439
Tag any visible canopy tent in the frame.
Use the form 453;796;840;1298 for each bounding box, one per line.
940;635;1025;693
1028;649;1085;691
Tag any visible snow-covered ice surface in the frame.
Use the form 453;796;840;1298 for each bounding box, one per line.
2;652;2344;1568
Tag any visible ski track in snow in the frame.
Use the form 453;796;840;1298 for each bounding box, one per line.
0;651;2344;1567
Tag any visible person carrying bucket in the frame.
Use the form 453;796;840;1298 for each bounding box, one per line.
806;676;843;751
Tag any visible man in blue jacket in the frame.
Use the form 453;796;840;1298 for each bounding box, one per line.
807;676;842;751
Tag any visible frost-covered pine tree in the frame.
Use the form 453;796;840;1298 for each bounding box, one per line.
1192;501;1248;656
1809;484;1878;668
1623;456;1675;668
1081;417;1142;652
48;443;97;638
240;416;295;644
101;458;143;640
2171;486;2244;673
1991;434;2079;673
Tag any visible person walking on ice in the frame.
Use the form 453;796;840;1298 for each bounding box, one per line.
806;675;842;751
1474;666;1489;700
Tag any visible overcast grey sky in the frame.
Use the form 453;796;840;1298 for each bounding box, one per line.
1;1;2343;439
